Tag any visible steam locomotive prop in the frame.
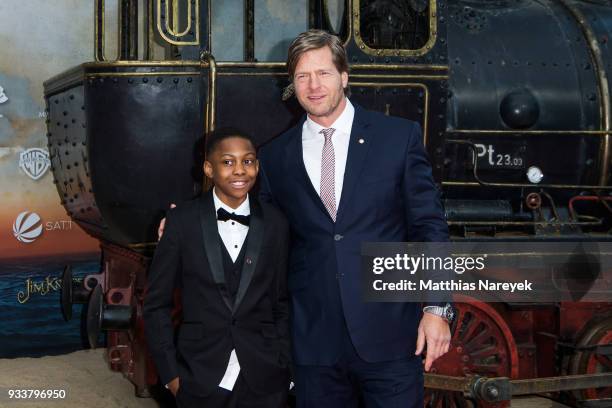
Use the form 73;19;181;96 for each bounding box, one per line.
44;0;612;406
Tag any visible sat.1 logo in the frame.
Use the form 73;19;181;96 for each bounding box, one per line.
12;211;43;243
12;211;73;244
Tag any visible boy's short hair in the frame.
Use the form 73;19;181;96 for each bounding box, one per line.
204;127;256;158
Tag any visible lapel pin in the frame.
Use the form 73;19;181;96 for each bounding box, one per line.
246;258;253;265
358;138;365;144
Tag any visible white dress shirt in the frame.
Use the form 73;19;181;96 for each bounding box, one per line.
213;187;249;262
212;187;249;391
302;98;355;208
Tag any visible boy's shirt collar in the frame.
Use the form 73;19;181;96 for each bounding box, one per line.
212;187;251;216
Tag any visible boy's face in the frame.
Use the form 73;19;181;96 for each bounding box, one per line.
204;137;259;208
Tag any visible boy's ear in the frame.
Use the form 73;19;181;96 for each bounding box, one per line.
203;160;213;179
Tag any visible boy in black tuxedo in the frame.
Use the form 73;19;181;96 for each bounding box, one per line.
144;128;291;408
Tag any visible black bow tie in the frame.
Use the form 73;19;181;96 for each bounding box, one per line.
217;208;250;226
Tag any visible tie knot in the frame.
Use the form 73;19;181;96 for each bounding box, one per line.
217;208;250;226
319;128;335;142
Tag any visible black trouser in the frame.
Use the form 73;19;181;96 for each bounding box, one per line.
176;374;288;408
294;324;424;408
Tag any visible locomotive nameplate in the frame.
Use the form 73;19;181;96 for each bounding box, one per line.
470;141;527;170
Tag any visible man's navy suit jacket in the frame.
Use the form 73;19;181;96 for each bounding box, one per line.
258;103;449;366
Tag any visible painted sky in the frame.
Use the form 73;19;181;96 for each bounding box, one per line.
0;1;102;260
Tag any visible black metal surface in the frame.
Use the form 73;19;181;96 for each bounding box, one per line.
244;0;255;61
445;0;602;191
60;265;90;322
447;0;599;131
444;199;514;221
101;305;133;331
86;72;205;245
360;0;431;50
120;0;138;60
215;70;303;146
579;398;612;408
87;284;103;348
43;0;612;246
46;64;206;246
60;265;74;322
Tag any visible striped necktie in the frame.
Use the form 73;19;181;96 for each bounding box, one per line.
319;128;336;222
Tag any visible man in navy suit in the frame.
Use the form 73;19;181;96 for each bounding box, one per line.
258;30;453;407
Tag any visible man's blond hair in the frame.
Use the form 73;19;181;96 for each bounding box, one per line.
286;29;349;95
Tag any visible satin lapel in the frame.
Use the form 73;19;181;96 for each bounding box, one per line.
284;119;331;220
233;197;264;313
336;106;372;226
199;191;232;311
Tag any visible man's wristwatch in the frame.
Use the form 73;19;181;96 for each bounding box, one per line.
423;303;456;324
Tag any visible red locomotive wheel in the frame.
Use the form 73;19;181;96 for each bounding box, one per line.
424;296;519;408
568;317;612;401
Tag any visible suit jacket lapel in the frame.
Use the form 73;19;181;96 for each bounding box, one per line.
199;191;232;311
336;105;372;226
233;196;264;313
284;116;335;222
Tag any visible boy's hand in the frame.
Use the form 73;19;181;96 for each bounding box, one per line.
166;377;180;396
157;204;177;240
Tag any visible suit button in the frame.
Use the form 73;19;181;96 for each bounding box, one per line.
334;234;343;241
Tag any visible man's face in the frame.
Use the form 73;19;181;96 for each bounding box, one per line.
293;46;348;125
204;137;259;208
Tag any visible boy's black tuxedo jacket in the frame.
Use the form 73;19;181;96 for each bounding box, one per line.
143;191;291;397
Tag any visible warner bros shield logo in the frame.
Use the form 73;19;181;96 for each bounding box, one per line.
19;148;51;180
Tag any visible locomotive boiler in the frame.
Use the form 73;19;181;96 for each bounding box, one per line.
44;0;612;406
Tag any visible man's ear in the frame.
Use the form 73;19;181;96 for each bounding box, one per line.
341;71;348;89
203;160;213;179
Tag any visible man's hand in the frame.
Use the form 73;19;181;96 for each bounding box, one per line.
166;377;180;396
157;203;177;240
415;313;451;372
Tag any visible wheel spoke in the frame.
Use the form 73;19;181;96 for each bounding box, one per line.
428;391;439;408
453;391;468;408
594;353;612;370
442;392;454;408
465;327;492;351
468;344;499;358
459;313;481;343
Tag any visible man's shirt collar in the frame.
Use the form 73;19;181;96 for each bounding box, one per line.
305;98;355;136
